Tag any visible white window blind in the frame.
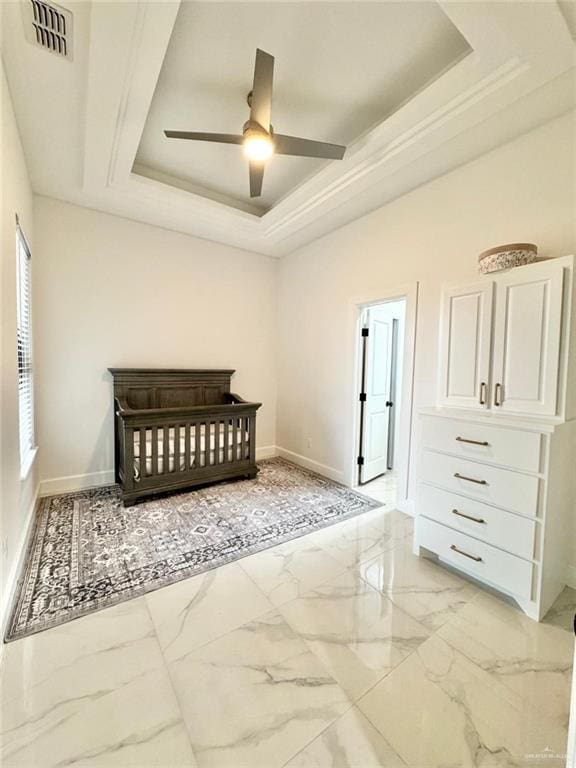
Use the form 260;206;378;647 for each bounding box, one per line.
16;221;35;475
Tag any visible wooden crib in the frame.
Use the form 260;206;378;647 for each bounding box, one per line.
109;368;261;506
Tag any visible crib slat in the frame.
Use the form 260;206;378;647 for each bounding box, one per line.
163;425;170;474
125;427;135;490
151;426;158;476
203;422;208;467
214;420;220;465
185;422;191;471
195;421;202;468
249;415;256;464
224;419;229;464
174;424;180;474
232;416;238;462
139;428;146;478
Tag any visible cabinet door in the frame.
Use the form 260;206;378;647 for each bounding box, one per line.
439;282;493;409
491;260;563;416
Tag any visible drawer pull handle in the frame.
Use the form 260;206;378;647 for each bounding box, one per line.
452;508;485;524
455;436;489;447
454;472;488;485
450;544;483;562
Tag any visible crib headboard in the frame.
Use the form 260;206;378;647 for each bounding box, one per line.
108;368;235;410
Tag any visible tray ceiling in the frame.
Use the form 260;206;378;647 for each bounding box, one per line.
2;1;575;256
135;2;470;213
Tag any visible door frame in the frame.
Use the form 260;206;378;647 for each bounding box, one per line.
569;636;576;768
345;282;418;515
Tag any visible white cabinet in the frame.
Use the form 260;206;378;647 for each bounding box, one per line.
439;282;493;409
491;261;563;416
439;258;568;417
419;255;574;621
415;411;576;621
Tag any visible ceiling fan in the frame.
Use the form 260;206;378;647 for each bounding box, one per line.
164;49;347;198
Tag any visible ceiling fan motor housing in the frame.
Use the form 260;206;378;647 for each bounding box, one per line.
243;119;273;139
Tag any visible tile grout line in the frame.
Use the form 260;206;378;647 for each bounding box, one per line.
140;595;201;766
150;598;278;666
234;538;350;609
143;518;413;767
272;592;426;766
277;700;358;768
143;507;407;670
144;582;357;768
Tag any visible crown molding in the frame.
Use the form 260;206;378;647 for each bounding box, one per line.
76;0;575;256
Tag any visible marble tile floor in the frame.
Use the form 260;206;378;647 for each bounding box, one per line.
1;501;574;768
355;471;398;508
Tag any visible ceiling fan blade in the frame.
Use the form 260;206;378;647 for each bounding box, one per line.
274;134;346;160
164;131;244;145
250;49;274;131
249;161;265;198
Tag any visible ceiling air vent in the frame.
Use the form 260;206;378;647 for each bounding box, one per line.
22;0;73;60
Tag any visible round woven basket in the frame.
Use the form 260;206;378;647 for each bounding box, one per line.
478;243;537;274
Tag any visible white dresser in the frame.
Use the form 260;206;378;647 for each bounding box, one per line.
414;255;576;620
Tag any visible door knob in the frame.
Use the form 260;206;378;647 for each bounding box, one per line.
386;401;393;407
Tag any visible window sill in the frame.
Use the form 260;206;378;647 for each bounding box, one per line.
20;447;38;481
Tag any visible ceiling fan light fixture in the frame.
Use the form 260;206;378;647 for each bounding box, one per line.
164;49;346;197
243;131;274;162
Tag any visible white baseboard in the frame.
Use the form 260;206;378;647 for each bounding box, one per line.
256;445;277;460
40;469;116;497
566;564;576;590
276;447;345;483
1;483;39;647
40;449;279;497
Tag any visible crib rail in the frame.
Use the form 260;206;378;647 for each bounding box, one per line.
114;398;261;505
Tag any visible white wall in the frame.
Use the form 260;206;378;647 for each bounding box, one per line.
276;112;576;510
33;198;277;493
5;102;576;609
0;60;39;631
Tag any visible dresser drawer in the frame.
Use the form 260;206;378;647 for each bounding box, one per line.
417;483;536;560
421;416;541;472
420;450;539;517
417;516;533;600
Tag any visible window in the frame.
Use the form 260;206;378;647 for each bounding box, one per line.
16;220;35;476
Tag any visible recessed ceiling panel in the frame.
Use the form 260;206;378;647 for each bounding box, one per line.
135;2;471;214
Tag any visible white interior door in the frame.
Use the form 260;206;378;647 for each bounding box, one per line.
361;307;393;483
439;282;493;409
491;260;563;416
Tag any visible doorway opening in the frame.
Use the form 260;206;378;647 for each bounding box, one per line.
356;298;406;505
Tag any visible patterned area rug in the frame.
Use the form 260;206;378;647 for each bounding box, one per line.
6;459;379;641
